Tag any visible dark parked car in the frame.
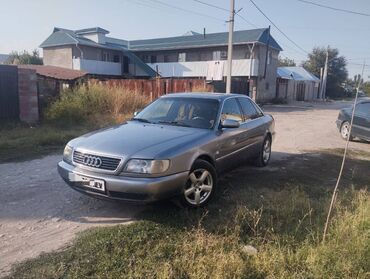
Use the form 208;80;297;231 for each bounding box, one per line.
58;93;275;207
337;99;370;141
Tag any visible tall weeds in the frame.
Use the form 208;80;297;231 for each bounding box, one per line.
45;83;150;125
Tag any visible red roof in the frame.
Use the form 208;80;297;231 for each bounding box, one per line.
18;65;87;80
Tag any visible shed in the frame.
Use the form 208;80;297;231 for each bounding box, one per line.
18;65;87;113
276;66;320;101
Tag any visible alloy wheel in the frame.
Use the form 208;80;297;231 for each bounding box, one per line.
262;138;271;164
341;123;350;139
184;168;213;206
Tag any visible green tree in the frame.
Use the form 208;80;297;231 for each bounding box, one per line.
278;57;296;67
6;49;43;65
303;47;348;98
362;81;370;96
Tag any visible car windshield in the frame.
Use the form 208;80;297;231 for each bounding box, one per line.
133;97;220;129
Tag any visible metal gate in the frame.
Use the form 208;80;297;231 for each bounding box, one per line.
296;82;305;101
0;65;19;120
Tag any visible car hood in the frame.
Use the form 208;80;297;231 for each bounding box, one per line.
69;121;210;158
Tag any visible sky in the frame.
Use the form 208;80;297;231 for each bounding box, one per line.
0;0;370;79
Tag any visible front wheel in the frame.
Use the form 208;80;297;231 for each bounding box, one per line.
180;159;217;208
255;136;272;167
340;121;353;141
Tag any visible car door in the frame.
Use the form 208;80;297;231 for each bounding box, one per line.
237;97;266;158
354;102;370;140
215;97;245;171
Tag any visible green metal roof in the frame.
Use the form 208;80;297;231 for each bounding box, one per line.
129;28;282;51
75;27;110;35
40;27;282;51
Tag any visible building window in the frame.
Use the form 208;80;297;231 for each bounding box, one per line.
164;54;177;62
220;51;227;60
213;50;227;60
123;56;129;73
267;51;272;65
178;52;186;62
213;51;221;60
150;55;157;63
102;52;110;62
142;55;149;63
113;55;120;63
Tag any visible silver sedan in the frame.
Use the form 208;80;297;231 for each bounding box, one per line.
58;93;275;207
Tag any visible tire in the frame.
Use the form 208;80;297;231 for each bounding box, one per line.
255;136;272;167
340;121;353;141
180;159;217;208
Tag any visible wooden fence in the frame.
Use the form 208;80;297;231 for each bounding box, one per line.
90;78;214;100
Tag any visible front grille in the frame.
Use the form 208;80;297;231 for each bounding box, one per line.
73;150;121;171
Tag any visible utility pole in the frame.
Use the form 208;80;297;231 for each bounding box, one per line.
356;60;366;93
226;0;235;94
263;26;271;79
320;47;329;100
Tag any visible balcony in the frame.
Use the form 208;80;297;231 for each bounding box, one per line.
72;58;121;76
147;59;259;79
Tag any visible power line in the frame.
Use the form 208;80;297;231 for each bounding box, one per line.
192;0;258;28
145;0;225;22
249;0;309;55
237;14;259;28
192;0;228;12
297;0;370;17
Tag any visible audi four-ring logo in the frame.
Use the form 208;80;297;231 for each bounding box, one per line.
83;155;102;168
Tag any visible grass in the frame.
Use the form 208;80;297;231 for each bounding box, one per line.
5;150;370;279
0;122;94;163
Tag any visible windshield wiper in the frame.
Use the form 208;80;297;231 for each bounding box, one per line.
158;120;191;127
131;118;152;123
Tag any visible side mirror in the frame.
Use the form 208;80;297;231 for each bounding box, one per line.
220;119;240;129
133;111;139;116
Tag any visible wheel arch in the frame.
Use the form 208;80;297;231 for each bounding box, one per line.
195;154;216;168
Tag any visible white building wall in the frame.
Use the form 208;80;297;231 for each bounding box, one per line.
147;59;259;78
73;58;121;75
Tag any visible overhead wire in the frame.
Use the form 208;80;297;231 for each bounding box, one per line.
297;0;370;17
249;0;309;55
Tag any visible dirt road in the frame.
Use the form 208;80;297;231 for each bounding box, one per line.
0;101;368;275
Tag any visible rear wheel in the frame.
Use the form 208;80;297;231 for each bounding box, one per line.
255;136;272;167
340;121;353;141
180;159;217;208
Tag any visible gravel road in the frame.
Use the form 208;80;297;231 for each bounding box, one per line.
0;100;368;275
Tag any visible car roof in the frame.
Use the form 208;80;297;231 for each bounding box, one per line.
358;97;370;104
160;92;250;101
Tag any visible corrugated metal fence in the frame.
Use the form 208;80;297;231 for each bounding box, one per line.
90;78;214;100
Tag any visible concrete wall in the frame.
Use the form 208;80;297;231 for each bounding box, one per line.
252;44;279;102
18;68;39;123
43;46;73;69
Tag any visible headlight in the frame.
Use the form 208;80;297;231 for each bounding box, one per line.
63;145;73;163
124;159;170;174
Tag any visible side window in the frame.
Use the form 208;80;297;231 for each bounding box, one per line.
238;97;258;120
357;103;370;116
221;98;243;122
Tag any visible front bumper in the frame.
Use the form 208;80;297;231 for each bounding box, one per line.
58;161;188;203
336;119;343;130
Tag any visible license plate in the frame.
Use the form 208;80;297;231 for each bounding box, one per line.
69;173;105;192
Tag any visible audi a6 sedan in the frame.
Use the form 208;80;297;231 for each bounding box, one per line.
337;98;370;142
58;93;275;207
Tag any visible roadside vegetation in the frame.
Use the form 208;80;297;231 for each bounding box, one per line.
0;84;151;163
7;150;370;279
